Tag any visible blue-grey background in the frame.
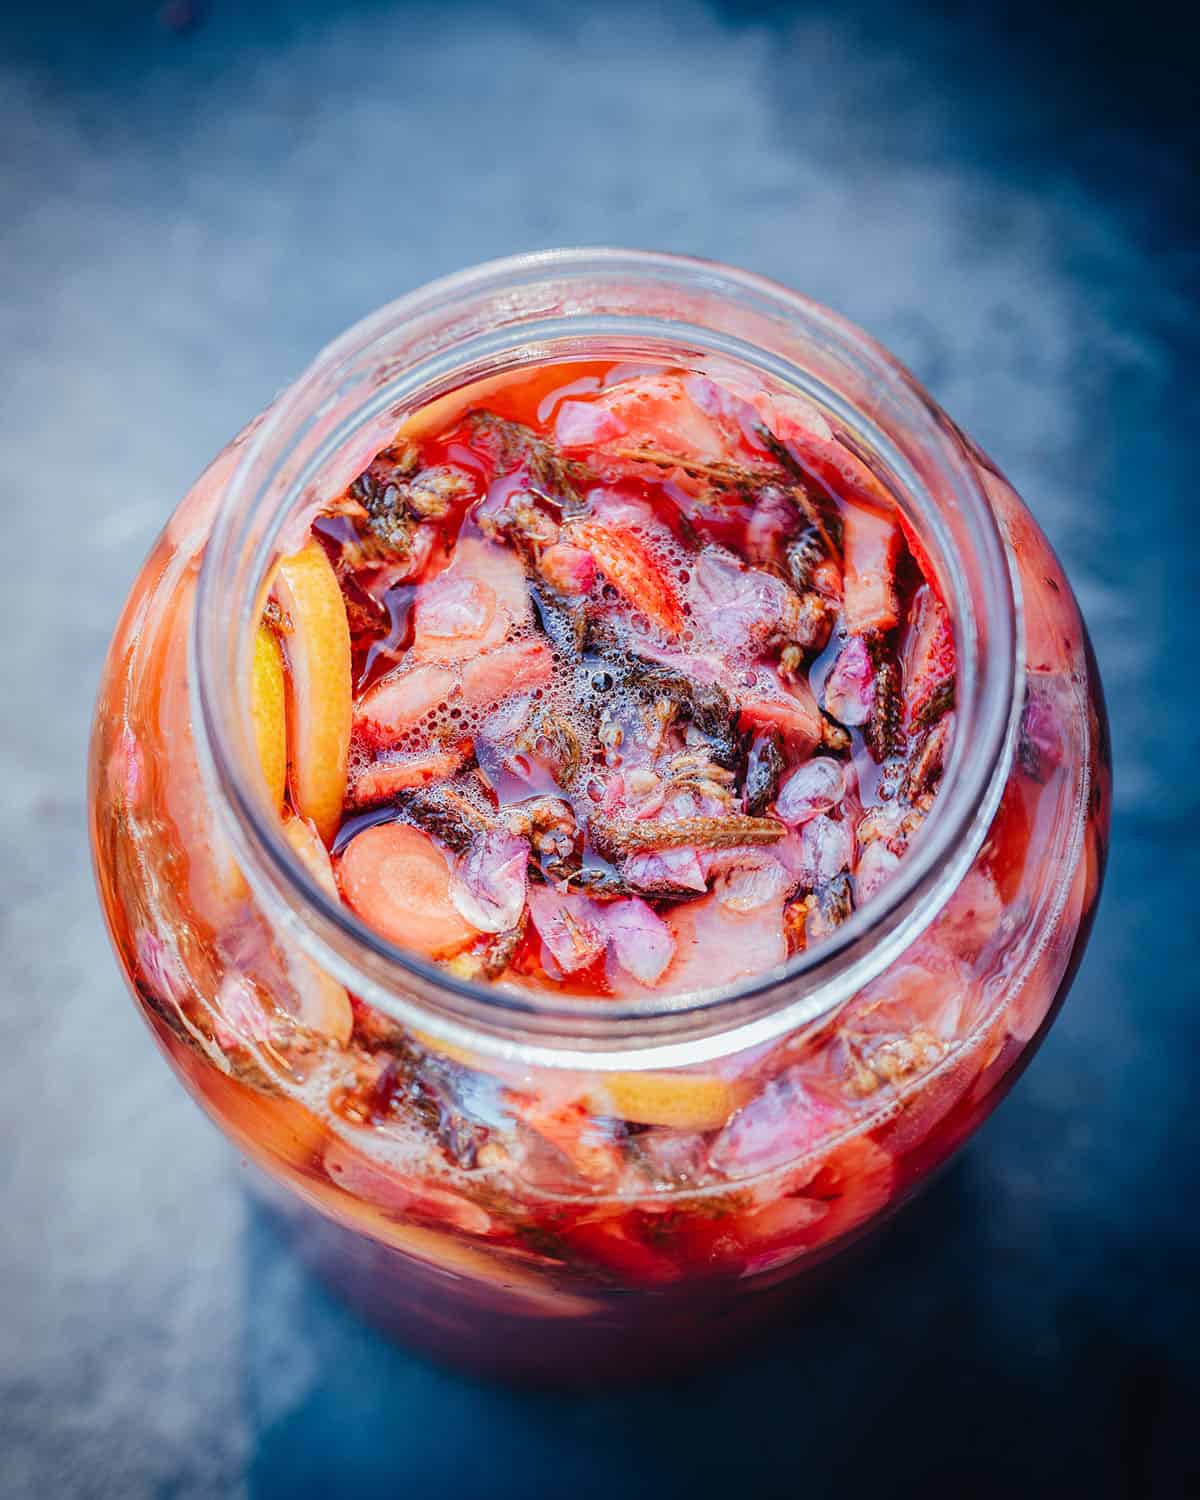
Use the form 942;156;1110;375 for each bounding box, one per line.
2;2;1196;1495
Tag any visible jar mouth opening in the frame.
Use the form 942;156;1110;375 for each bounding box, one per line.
193;248;1019;1068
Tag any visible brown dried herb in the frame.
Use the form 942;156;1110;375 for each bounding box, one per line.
516;710;584;785
840;1020;946;1099
606;444;781;499
365;1042;490;1171
478;494;560;558
819;712;852;755
465;410;593;512
864;635;902;762
480;911;528;980
565;865;631;897
807;873;855;941
755;426;844;555
402;783;492;853
590;812;785;858
912;675;956;732
744;731;785;815
347;438;474;557
629;660;741;770
904;716;951;802
405;465;475;520
505;796;581;884
784;526;827;594
781;586;837;657
262;597;292;637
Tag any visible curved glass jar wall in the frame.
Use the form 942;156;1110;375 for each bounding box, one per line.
89;252;1109;1382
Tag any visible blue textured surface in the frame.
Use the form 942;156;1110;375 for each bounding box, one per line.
1;2;1197;1496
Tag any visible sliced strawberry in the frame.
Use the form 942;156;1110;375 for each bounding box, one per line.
737;666;822;751
749;381;899;516
564;373;728;461
355;663;457;746
895;506;942;599
566;518;684;636
902;583;956;728
842;502;900;635
345;746;469;808
460;637;554;707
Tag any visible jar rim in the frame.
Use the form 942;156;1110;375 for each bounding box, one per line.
192;248;1020;1069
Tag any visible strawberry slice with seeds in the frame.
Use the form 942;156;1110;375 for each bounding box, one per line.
895;506;942;600
461;637;554;707
842;502;900;635
566;519;684;636
346;744;470;807
355;663;457;747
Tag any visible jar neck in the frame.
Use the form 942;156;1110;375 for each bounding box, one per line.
192;249;1019;1070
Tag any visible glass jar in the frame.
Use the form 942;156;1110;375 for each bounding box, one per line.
89;250;1109;1383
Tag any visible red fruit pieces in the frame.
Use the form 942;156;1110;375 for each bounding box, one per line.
842;502;900;635
737;667;823;751
345;745;469;808
902;583;955;728
564;1217;681;1284
566;519;685;636
461;638;554;707
355;663;456;745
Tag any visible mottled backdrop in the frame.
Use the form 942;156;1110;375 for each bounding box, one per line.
1;2;1196;1496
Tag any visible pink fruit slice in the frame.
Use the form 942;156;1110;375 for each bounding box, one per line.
355;663;457;746
461;638;554;707
842;502;900;635
345;745;471;808
565;519;684;636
